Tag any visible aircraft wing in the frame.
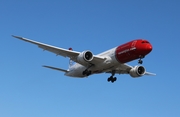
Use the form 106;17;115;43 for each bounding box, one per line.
106;63;156;76
105;63;132;74
12;35;105;65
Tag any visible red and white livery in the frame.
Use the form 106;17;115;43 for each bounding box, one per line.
13;35;156;83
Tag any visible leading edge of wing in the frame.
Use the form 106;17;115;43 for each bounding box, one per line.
12;35;80;58
121;64;156;76
106;63;156;76
12;35;106;64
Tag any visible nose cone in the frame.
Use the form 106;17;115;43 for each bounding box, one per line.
146;44;152;53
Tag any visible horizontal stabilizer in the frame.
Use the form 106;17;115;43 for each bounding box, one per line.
43;65;68;73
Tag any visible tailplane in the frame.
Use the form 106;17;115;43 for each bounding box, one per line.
43;65;68;73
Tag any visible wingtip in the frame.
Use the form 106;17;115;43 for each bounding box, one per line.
12;35;16;38
42;65;48;68
12;35;22;39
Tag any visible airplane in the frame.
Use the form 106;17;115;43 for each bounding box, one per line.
12;35;156;83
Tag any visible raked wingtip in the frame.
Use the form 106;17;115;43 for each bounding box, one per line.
12;35;22;39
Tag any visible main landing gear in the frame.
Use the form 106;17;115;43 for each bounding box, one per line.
82;69;92;76
107;71;117;83
82;65;93;76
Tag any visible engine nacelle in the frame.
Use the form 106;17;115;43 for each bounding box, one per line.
129;66;146;78
77;51;93;65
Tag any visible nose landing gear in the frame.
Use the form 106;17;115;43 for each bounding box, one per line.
138;55;145;64
138;59;143;64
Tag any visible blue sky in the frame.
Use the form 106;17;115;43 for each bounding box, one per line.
1;0;180;117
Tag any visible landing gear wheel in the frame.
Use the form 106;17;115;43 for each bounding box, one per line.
111;77;117;83
82;70;91;76
138;55;145;64
138;59;143;64
82;71;86;75
107;70;117;83
87;71;91;76
107;77;111;82
107;77;117;83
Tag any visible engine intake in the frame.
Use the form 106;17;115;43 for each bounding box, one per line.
77;51;93;65
129;66;146;78
84;51;93;61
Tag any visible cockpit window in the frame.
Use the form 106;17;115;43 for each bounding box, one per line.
142;41;149;43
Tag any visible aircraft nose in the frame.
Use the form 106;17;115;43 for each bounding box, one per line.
146;44;152;53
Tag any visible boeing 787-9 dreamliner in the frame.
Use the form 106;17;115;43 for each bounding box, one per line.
13;35;156;83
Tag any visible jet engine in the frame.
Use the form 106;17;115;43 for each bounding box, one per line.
129;65;146;78
77;51;93;65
